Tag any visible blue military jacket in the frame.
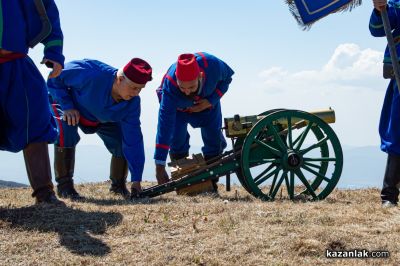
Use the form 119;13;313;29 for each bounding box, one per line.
47;59;145;181
0;0;64;65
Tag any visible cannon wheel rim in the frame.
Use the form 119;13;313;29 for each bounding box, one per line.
240;109;343;201
234;109;287;194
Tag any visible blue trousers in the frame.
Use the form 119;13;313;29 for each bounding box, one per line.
51;104;124;157
0;57;57;152
379;80;400;155
170;102;227;157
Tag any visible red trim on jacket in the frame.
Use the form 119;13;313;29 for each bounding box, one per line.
197;52;208;68
165;75;178;88
79;116;100;127
156;144;170;150
216;88;223;98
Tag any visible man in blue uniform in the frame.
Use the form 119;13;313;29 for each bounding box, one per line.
154;53;234;190
48;58;152;199
0;0;64;204
370;0;400;207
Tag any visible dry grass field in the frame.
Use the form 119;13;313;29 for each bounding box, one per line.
0;182;399;265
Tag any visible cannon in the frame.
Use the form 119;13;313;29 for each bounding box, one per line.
140;108;343;201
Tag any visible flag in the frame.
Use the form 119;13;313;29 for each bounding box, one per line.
286;0;362;29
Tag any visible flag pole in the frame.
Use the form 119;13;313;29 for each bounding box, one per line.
381;8;400;93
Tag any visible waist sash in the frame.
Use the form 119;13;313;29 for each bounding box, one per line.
0;52;26;64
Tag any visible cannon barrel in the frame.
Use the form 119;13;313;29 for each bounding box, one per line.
224;108;335;138
309;108;336;124
275;108;335;129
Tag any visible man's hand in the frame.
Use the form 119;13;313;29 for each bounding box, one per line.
373;0;387;12
63;109;80;126
155;164;170;185
41;58;63;78
187;99;212;113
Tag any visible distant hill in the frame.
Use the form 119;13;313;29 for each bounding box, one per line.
0;180;28;188
0;145;158;185
0;144;388;189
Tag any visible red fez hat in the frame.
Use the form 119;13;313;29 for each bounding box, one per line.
175;53;200;82
123;58;152;84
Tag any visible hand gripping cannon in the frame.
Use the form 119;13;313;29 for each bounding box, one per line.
140;109;343;201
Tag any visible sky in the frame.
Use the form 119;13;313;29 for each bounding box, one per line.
29;0;388;151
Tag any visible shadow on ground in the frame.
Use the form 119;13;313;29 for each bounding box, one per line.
0;204;122;256
81;196;177;206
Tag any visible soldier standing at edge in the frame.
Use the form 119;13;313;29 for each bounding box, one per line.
370;0;400;207
0;0;65;204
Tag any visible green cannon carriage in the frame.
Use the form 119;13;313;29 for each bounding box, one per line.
139;108;343;201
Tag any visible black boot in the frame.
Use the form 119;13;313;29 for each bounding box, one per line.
109;156;130;198
23;142;64;205
204;154;220;192
54;146;82;200
381;153;400;205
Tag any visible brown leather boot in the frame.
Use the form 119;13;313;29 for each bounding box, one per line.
54;146;83;200
109;155;130;198
23;142;63;204
169;152;189;162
